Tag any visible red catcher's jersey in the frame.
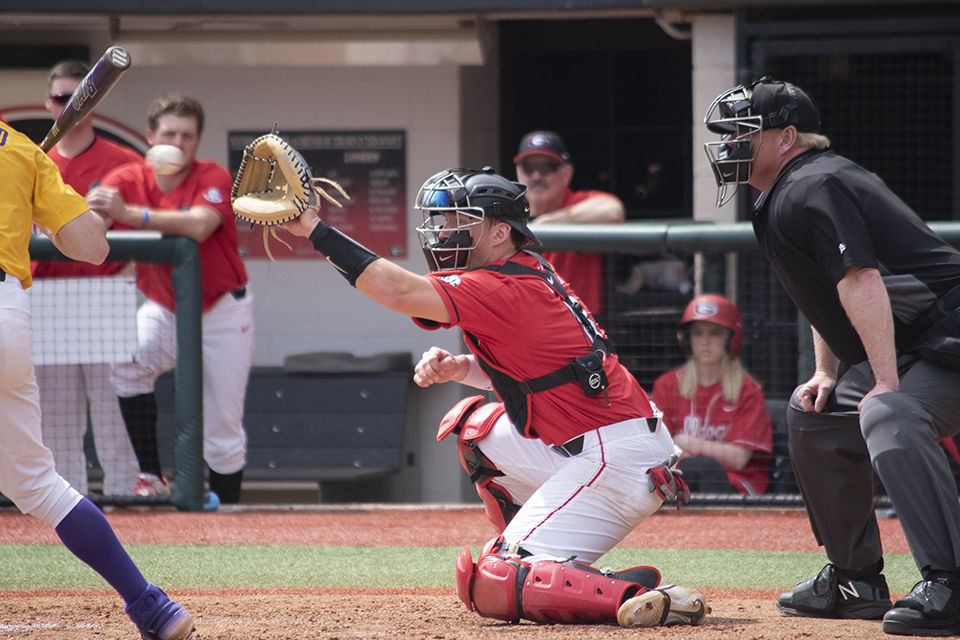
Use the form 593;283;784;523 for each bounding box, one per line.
413;250;653;446
32;137;142;279
535;188;615;315
102;160;247;311
652;368;773;494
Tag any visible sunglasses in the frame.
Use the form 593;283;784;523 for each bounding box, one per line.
48;93;73;106
519;161;562;176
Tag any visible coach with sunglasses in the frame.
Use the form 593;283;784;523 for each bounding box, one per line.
514;130;624;315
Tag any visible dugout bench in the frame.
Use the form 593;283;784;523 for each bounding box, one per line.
155;352;412;499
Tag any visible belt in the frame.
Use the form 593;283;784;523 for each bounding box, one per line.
230;287;246;300
551;416;658;458
552;436;584;457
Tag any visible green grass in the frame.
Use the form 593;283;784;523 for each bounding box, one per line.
0;545;922;595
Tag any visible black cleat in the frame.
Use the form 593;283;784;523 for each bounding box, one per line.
776;563;892;620
882;579;960;636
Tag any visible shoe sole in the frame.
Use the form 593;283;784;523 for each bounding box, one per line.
156;610;195;640
617;590;670;628
882;619;960;637
777;601;890;620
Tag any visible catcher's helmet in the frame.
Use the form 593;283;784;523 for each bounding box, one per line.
677;293;744;357
415;167;538;271
703;77;820;206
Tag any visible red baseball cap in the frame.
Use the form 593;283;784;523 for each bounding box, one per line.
513;130;571;164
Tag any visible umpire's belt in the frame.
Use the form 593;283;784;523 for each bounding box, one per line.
552;416;659;457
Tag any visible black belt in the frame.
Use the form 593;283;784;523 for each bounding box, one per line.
552;436;584;457
551;417;657;458
230;287;246;300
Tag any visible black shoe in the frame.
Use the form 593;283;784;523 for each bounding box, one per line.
776;563;892;620
882;579;960;636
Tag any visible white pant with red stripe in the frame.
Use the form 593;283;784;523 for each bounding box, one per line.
477;414;679;564
110;290;254;475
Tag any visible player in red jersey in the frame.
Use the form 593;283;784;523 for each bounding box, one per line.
32;60;142;497
652;294;772;495
514;130;624;315
86;93;252;504
282;167;707;629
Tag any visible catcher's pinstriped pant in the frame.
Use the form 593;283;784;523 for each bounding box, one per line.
476;413;680;564
788;355;960;574
111;288;254;475
0;276;83;527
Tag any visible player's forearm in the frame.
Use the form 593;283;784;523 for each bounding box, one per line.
837;266;899;388
52;211;110;265
534;194;625;224
674;433;752;470
811;327;840;380
136;205;221;242
458;355;492;390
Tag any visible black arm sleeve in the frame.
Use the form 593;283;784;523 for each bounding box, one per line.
308;220;381;287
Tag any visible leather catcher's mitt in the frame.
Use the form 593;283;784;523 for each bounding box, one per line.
231;132;349;261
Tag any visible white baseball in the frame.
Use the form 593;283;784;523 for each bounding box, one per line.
146;144;186;175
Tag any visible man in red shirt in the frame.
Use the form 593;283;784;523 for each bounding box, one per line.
514;130;624;315
87;93;252;504
32;60;142;497
282;167;706;628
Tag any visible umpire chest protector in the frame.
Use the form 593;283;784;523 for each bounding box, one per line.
462;251;611;437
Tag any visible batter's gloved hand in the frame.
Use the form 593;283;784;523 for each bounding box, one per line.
647;455;690;510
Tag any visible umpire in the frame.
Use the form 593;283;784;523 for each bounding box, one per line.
704;77;960;636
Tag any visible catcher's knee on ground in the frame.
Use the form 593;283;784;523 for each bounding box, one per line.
454;537;662;624
437;396;520;531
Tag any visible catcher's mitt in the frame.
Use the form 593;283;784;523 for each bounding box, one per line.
231;132;349;261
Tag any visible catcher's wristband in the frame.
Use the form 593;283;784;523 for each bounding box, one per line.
309;220;380;287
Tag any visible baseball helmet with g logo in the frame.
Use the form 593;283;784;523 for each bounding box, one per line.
677;293;744;356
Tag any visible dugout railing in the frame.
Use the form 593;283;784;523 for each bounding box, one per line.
22;232;204;512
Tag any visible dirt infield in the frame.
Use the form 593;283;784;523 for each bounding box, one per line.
0;506;909;639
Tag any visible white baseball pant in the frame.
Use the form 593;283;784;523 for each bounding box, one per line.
0;276;83;527
111;289;254;474
36;363;140;495
477;413;680;564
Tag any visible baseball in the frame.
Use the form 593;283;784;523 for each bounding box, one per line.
146;144;186;175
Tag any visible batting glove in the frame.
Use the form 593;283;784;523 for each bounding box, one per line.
647;457;691;510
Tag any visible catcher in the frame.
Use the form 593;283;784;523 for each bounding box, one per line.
234;142;708;628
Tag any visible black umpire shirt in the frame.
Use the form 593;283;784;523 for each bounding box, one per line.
751;149;960;365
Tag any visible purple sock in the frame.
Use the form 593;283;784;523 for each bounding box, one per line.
54;497;148;603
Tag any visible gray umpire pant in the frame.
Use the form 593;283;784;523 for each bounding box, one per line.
787;354;960;575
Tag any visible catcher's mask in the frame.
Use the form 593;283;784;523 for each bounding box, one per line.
677;293;744;357
415;167;538;272
703;77;820;207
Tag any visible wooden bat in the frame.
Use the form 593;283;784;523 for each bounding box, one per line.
39;45;132;152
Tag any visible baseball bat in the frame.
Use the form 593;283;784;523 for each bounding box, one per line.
39;45;132;152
